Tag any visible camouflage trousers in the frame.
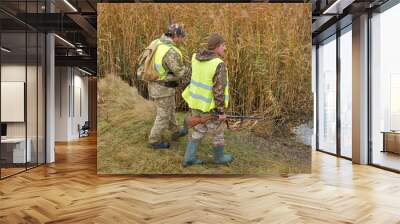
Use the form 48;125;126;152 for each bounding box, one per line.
190;109;225;147
148;95;179;144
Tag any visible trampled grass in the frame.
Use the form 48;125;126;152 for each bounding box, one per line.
97;75;311;174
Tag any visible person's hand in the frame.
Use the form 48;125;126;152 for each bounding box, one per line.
218;114;227;121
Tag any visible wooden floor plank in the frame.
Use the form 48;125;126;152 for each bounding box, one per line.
0;135;399;223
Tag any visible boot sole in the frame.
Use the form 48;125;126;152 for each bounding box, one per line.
148;144;170;149
182;161;203;167
214;158;234;165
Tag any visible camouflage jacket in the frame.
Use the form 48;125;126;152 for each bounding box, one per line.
195;48;228;113
148;35;190;99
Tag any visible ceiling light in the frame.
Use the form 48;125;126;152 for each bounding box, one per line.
323;0;355;15
76;48;86;55
1;47;11;53
54;34;75;48
63;0;78;12
78;67;93;76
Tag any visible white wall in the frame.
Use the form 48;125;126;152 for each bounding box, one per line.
55;67;89;141
1;65;35;138
55;66;70;141
1;64;26;81
371;4;400;157
1;65;26;140
72;73;89;138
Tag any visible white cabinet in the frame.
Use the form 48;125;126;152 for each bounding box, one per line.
1;138;32;163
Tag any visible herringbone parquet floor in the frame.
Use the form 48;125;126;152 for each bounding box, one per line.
1;135;400;224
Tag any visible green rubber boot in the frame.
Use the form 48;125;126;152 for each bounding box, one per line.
171;118;189;140
182;140;203;167
171;128;188;140
213;146;233;164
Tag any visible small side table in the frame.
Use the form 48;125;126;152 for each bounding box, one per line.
1;138;32;164
381;131;400;154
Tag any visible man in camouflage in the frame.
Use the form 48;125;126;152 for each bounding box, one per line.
181;33;233;166
147;24;190;149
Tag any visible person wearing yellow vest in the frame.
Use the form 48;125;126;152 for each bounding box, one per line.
148;23;191;149
182;33;233;166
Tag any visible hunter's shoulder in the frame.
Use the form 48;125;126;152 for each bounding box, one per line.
216;61;227;72
163;48;182;65
166;47;181;57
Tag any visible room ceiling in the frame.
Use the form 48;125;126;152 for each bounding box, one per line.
0;0;97;73
0;0;397;73
311;0;390;43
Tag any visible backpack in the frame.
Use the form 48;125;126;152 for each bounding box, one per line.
136;39;162;81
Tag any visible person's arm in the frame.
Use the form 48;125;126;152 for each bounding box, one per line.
180;66;192;87
212;62;227;115
162;49;190;82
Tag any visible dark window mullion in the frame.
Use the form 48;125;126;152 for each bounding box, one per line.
367;10;373;165
73;68;75;118
0;22;2;179
36;0;39;167
25;0;28;171
336;28;341;157
44;0;48;165
316;45;319;151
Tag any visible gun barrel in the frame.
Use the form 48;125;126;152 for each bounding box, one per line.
226;115;262;119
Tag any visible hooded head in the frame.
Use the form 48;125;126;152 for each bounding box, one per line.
207;33;226;57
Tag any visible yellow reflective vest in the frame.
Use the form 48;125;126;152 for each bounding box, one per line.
153;39;183;80
182;54;229;112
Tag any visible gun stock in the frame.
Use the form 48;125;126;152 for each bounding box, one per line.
185;115;215;129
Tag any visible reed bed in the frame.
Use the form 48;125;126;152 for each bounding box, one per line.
98;3;312;135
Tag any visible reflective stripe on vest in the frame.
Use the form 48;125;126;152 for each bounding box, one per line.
153;39;183;80
182;54;229;112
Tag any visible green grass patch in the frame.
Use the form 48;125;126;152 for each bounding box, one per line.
97;75;311;175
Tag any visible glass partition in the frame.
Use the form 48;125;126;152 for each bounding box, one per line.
38;32;46;165
27;31;38;169
317;35;337;154
339;27;352;158
1;31;28;177
371;3;400;171
0;1;46;179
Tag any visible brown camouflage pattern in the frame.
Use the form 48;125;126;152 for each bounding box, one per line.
189;109;225;147
148;95;179;144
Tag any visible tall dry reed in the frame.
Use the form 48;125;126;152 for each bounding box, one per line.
98;3;312;134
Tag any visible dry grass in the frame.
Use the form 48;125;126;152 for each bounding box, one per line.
97;3;312;135
97;75;311;174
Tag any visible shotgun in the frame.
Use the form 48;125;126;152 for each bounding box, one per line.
184;114;262;129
